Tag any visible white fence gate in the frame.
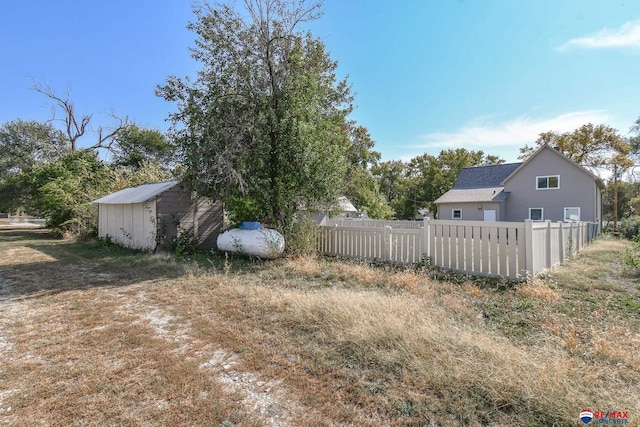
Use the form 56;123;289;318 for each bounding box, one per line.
317;219;595;279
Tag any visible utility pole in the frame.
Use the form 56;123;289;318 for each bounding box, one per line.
613;164;618;232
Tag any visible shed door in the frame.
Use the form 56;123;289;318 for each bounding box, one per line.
483;209;496;221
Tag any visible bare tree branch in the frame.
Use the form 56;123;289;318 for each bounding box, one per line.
31;80;91;151
31;80;128;154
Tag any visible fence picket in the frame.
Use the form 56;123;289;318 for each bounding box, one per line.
465;225;473;272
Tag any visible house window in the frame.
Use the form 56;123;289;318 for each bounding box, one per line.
564;207;581;222
452;209;462;219
529;208;544;221
536;175;560;190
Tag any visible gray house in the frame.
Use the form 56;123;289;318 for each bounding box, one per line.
434;144;603;230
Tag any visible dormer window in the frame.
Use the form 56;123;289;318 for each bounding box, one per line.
536;175;559;190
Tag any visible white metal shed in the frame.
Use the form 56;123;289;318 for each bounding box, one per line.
93;181;223;251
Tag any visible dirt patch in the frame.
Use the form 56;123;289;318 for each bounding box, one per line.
109;287;302;426
0;231;307;426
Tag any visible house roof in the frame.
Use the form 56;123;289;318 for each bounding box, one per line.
434;187;510;204
453;162;522;189
93;180;179;204
337;196;358;212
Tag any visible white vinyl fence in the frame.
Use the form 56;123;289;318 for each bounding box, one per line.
325;218;424;229
318;225;425;264
317;219;596;279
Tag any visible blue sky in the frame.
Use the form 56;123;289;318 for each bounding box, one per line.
1;0;639;163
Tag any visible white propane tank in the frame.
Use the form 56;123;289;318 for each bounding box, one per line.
216;222;285;259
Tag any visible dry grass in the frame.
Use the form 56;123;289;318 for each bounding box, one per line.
1;230;639;426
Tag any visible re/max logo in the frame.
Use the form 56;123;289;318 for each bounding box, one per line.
590;411;630;424
593;412;628;419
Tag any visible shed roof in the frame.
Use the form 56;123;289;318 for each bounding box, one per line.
93;180;179;204
453;163;521;189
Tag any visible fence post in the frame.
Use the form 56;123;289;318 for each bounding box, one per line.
557;221;564;264
575;221;581;252
524;219;534;276
383;226;391;261
423;218;430;259
569;221;574;256
545;220;552;270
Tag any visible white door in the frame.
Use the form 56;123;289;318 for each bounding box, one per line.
483;209;496;221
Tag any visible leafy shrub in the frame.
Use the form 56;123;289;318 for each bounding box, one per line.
30;151;110;239
625;235;640;271
168;230;200;257
618;215;640;240
283;215;319;256
96;234;113;247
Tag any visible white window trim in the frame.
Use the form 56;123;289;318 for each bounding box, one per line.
529;208;544;221
564;207;581;222
536;175;560;190
452;209;462;220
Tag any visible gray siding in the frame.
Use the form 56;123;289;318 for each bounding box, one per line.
503;147;600;224
194;198;224;249
436;201;504;221
156;185;223;250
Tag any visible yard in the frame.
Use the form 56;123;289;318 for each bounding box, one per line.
0;229;638;426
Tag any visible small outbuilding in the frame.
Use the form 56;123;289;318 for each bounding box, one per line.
93;180;223;251
336;196;366;218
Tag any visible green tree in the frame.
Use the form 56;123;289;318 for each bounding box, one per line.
157;0;354;230
371;160;407;214
111;124;175;169
0;119;69;173
630;116;640;174
343;124;392;219
630;116;640;147
399;149;504;219
604;180;639;220
29;151;112;236
519;123;632;170
0;120;69;213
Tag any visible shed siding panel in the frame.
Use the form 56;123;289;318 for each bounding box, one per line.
98;204;106;238
156;186;223;250
107;204;118;240
123;205;134;246
196;199;223;249
142;201;157;250
132;204;145;248
156;186;193;249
